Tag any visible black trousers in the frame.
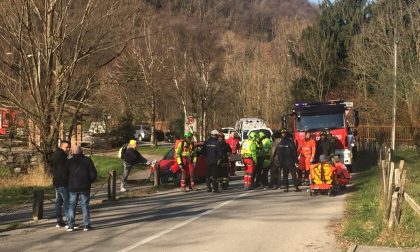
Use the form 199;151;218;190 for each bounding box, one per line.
254;156;264;187
282;165;298;190
206;163;219;191
270;164;282;188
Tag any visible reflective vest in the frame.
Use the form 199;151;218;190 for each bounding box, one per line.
175;140;196;165
299;138;316;160
261;138;272;158
241;139;257;163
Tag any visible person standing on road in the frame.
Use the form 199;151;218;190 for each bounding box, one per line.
259;132;272;189
50;141;70;228
121;140;149;192
276;129;300;192
298;131;316;185
202;130;223;193
226;131;240;176
66;145;97;232
315;130;335;162
269;131;282;189
217;132;232;190
241;132;258;190
176;132;197;192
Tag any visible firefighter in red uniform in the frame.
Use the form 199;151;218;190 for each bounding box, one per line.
226;131;240;176
298;131;316;185
176;132;197;192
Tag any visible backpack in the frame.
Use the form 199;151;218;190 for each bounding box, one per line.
118;144;128;159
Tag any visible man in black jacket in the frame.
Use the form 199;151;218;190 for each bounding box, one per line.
202;130;223;192
66;145;97;232
315;130;336;162
276;129;300;192
121;139;149;192
50;141;70;228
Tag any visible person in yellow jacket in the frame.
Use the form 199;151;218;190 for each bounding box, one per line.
175;132;197;192
259;132;272;189
241;132;258;190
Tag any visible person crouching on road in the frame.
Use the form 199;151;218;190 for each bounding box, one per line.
241;132;258;190
202;130;223;193
217;132;232;190
331;155;351;187
50;140;70;228
276;129;300;192
176;132;197;192
121;140;149;192
66;145;97;232
298;131;316;186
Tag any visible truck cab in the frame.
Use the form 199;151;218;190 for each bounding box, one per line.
289;101;359;167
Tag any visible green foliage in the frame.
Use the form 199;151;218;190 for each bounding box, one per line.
169;118;184;139
291;0;370;101
110;113;136;144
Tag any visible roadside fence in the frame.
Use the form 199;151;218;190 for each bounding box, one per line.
378;146;420;230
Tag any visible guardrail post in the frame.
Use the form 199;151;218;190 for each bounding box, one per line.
107;170;116;201
32;190;44;220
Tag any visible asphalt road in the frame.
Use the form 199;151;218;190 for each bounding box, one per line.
0;178;345;252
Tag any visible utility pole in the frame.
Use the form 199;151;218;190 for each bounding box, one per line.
391;29;398;156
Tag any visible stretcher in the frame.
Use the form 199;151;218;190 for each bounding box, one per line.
309;163;338;196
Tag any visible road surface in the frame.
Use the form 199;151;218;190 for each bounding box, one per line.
0;178;344;252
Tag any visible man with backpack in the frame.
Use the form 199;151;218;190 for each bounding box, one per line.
120;140;149;192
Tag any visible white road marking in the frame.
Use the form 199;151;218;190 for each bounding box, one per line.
117;192;249;252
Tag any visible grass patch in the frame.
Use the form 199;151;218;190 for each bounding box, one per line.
0;186;55;210
341;149;420;248
137;145;171;156
91;155;124;179
341;167;384;245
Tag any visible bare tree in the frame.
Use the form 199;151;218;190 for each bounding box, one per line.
0;0;138;172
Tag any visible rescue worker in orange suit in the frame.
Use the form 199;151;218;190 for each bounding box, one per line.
176;132;197;192
217;132;231;190
241;132;258;190
202;130;223;193
298;131;316;186
276;129;300;192
315;130;335;162
226;131;240;176
331;155;351;188
269;131;282;189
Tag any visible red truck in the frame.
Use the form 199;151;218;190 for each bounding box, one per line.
285;101;359;169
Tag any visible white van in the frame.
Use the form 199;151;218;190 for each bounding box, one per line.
234;118;267;142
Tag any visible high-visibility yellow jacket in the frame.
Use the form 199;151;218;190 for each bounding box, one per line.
175;140;196;165
241;139;257;163
261;138;272;158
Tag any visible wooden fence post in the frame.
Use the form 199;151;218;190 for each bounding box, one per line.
385;162;395;220
32;190;44;220
107;170;116;201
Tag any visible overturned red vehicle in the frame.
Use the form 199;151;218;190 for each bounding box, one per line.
149;143;208;185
